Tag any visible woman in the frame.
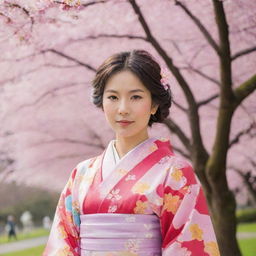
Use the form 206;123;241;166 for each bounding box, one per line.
6;215;17;241
43;50;219;256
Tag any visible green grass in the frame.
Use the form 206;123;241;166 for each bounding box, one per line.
239;238;256;256
237;222;256;233
1;245;45;256
0;228;49;244
237;222;256;255
236;208;256;223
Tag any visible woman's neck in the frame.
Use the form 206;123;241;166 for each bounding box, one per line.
114;132;149;158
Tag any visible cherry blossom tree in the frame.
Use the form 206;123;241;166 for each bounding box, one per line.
0;0;255;255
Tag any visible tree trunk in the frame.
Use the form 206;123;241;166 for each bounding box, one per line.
207;173;242;256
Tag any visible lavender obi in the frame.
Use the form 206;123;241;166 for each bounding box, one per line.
80;213;162;256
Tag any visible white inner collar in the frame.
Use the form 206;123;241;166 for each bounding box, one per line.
111;140;120;164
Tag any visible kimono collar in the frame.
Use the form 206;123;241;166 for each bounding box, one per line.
111;140;120;164
110;137;172;162
102;137;172;180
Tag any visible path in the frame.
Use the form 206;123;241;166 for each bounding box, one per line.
237;232;256;239
0;236;48;254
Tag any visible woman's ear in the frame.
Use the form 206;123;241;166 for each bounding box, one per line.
151;103;159;115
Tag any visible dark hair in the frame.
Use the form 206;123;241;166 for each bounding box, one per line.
91;49;172;127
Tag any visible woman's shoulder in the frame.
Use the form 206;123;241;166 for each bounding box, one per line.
167;152;193;170
166;152;199;187
73;153;103;175
75;156;97;172
155;137;193;170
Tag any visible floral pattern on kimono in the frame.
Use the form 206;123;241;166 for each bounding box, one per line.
43;137;220;256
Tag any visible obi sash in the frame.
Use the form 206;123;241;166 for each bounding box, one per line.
80;213;162;256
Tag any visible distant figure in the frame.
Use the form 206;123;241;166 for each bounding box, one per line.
20;211;33;233
6;215;17;241
42;216;52;229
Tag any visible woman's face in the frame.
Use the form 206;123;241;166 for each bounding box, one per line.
102;70;158;140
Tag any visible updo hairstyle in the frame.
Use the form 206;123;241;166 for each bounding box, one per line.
91;49;172;127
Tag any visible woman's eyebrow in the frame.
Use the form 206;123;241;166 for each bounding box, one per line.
129;89;145;93
104;89;118;93
105;89;145;93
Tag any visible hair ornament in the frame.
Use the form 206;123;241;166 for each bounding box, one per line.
160;66;171;90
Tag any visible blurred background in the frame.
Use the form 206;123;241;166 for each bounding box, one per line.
0;0;255;255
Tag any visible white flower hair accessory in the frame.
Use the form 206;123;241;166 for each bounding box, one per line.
160;66;171;90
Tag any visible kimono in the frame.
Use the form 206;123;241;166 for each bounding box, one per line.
43;137;220;256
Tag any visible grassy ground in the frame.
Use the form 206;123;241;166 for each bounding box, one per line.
238;222;256;256
237;222;256;233
239;239;256;256
0;228;49;244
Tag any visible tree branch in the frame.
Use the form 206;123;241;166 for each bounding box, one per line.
162;118;191;151
181;65;220;86
128;0;193;97
229;122;255;148
232;46;256;61
81;0;107;7
172;145;190;159
212;0;233;99
231;167;256;204
43;63;79;68
0;12;12;23
0;65;45;86
233;74;256;108
5;2;34;31
86;125;106;150
172;99;187;112
30;138;105;150
198;93;219;107
129;0;208;179
1;52;43;62
174;0;220;55
71;33;148;43
2;49;97;73
17;82;83;110
53;0;107;8
43;49;97;72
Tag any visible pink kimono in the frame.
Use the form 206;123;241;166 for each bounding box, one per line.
43;137;220;256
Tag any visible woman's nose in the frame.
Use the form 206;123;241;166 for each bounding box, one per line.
118;99;130;115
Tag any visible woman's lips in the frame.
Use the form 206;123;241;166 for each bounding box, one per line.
116;121;134;126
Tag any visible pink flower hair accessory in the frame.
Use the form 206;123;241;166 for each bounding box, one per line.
160;66;171;90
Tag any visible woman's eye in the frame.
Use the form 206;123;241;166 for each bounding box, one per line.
131;95;142;100
108;96;118;100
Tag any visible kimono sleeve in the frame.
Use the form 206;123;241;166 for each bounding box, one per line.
160;160;220;256
43;167;81;256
